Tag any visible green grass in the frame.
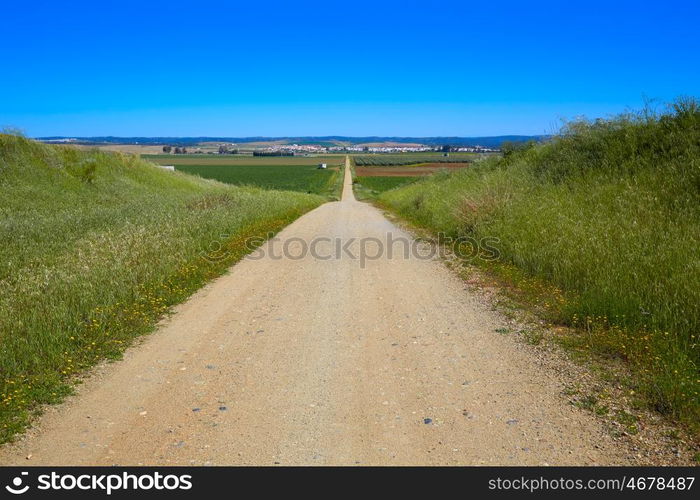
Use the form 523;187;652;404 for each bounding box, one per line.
378;99;700;430
174;163;341;197
0;134;325;442
353;176;416;200
356;176;416;192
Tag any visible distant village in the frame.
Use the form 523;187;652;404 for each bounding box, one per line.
162;143;499;155
278;144;498;154
37;138;501;155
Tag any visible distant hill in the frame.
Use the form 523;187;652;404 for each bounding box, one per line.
36;135;545;148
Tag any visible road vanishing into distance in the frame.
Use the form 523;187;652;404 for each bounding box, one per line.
0;158;630;465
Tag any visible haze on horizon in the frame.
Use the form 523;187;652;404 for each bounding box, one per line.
1;0;698;137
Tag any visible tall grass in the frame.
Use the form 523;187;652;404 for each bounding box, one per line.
0;135;324;441
379;99;700;427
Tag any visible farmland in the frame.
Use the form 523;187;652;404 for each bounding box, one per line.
144;154;345;166
353;162;472;198
355;163;471;177
143;154;344;197
175;164;340;196
353;153;481;166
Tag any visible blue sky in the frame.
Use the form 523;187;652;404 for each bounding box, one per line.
1;0;698;137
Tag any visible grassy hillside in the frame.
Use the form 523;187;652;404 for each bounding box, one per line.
0;135;324;441
379;100;700;428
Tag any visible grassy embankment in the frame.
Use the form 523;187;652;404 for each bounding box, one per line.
378;101;700;430
0;135;324;442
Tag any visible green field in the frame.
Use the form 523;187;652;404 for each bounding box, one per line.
143;153;344;198
378;100;700;429
175;164;340;196
354;176;416;196
144;154;344;166
353;153;479;166
0;135;324;442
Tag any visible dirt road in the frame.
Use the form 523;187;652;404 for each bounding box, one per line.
0;158;631;465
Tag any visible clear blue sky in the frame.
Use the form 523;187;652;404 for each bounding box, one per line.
1;0;698;137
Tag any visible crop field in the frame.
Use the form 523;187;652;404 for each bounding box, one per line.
353;153;480;166
353;162;471;199
142;154;345;197
355;163;471;177
144;154;345;166
175;164;340;196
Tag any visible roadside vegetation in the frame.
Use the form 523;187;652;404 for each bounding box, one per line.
378;99;700;431
0;135;324;442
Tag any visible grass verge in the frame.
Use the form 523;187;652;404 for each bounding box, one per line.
377;99;700;433
0;134;324;442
